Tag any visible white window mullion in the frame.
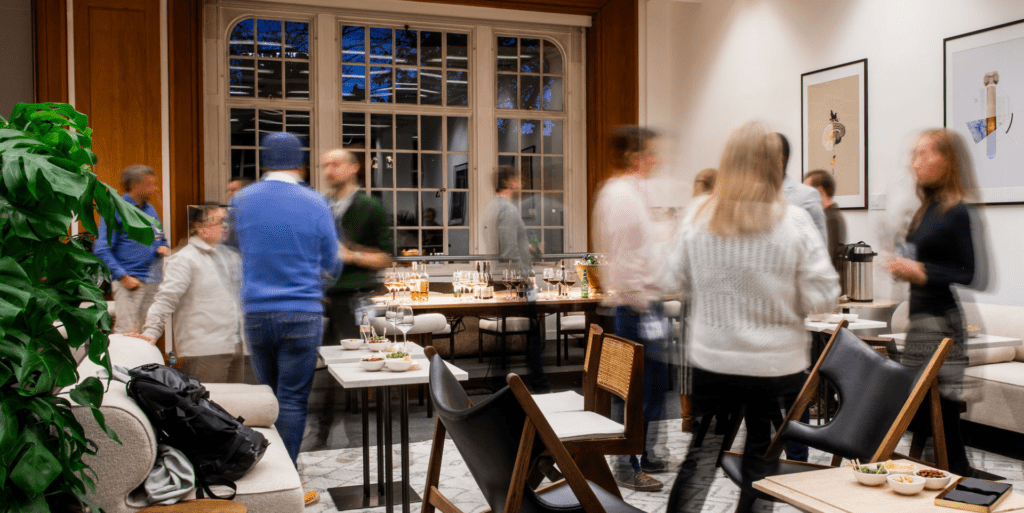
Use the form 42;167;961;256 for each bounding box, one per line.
313;12;337;191
473;25;495;254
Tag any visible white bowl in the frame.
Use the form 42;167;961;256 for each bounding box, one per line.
366;341;390;352
385;358;413;372
852;465;888;486
360;358;385;371
882;461;917;474
826;314;845;323
341;339;364;350
808;313;830;322
967;326;981;338
887;474;926;495
915;469;952;490
842;313;859;322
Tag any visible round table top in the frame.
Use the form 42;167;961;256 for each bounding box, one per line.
838;298;899;309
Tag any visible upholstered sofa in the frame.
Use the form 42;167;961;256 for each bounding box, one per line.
891;301;1024;435
65;335;303;512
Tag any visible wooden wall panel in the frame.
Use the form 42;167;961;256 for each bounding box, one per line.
73;0;163;229
168;0;203;247
34;0;68;103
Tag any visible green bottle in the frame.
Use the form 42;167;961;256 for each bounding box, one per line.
580;270;589;298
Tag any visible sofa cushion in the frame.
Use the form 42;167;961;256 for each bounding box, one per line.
967;346;1016;367
963;361;1024;435
965;361;1024;387
77;335;165;385
206;383;279;427
480;317;531;332
546;411;624;441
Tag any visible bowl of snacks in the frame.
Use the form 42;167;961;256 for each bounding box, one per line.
341;339;364;350
842;313;859;322
850;461;888;486
808;312;830;322
966;325;981;338
385;353;413;372
882;460;916;475
916;468;952;490
887;474;926;495
366;337;390;352
360;355;385;371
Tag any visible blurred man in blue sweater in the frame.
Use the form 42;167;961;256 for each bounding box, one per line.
230;132;342;467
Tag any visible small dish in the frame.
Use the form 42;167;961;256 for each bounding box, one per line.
826;314;845;323
842;313;859;322
887;474;925;495
366;341;390;352
915;469;951;490
852;464;888;486
360;357;385;371
808;313;830;322
341;339;364;350
882;460;916;474
966;326;981;338
385;358;413;372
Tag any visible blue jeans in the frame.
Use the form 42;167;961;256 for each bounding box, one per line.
245;311;323;464
614;305;669;472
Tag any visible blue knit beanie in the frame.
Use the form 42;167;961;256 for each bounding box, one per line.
261;132;304;170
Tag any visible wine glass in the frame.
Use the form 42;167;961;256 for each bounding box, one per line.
563;271;578;297
396;305;414;349
385;303;401;342
384;271;399;301
502;269;514;299
543;268;555;297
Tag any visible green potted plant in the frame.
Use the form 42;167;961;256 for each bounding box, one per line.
0;103;158;511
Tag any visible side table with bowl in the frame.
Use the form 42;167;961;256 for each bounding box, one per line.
887;474;926;495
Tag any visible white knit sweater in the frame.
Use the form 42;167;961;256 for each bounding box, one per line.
667;201;840;377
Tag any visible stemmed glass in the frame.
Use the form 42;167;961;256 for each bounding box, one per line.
543;268;555;297
502;269;514;299
396;305;414;350
400;272;413;303
385;303;401;342
384;271;399;301
563;271;578;297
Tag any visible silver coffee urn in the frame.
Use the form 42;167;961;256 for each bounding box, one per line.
844;241;877;302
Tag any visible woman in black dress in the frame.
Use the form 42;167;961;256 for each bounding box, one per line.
887;128;978;476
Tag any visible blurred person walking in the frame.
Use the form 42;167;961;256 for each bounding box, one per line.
886;128;980;477
94;165;171;334
229;132;342;471
592;126;670;492
805;169;847;272
127;204;245;383
665;122;839;513
692;168;717;196
778;133;828;243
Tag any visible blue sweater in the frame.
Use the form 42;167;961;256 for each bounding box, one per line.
93;194;168;282
230;179;342;314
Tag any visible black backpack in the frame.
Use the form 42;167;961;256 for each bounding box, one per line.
127;363;270;499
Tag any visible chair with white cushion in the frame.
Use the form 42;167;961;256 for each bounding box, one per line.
555;313;587;366
478;316;533;368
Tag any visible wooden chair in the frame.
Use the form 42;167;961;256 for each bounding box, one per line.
532;324;603;416
719;326;953;506
478;316;532;368
421;347;643;513
554;313;587;366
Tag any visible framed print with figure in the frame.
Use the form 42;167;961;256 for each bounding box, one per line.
801;58;868;209
945;18;1024;205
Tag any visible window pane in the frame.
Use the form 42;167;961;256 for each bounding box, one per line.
543;77;563;111
497;37;517;72
522;156;541;190
257;19;282;57
448;229;469;255
396;153;418;188
520;38;540;73
543;120;563;154
447;33;468;69
496;75;517;109
395;29;417;65
229;59;254;97
422;154;443;189
396;230;418;253
284;22;309;59
257;60;282;99
421;191;442;226
370;114;393;149
527;228;541;254
422;229;443;255
420;32;442;67
371;190;394;226
230;108;256;146
447;71;468;107
369;66;393;103
285;111;310;146
231;149;256;180
544;193;564;225
448;192;468;226
520;192;539;225
370;152;394;187
350;152;366;187
498;155;518;173
369;27;393;64
259;149;309;171
229;19;254;56
544;228;564;253
543;157;563;190
448;154;469;190
258;109;283;138
520;75;540;110
421;69;442;106
395;68;418;104
396;191;418;226
342;26;365;63
520;119;540;153
421;116;442;151
447;117;468;152
395;115;418;150
284;62;309;99
543;40;562;74
497;118;518;153
342;65;365;101
342;112;366;148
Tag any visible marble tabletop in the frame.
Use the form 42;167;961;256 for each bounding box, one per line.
881;333;1022;350
318;342;425;365
804;319;888;333
327;359;469;388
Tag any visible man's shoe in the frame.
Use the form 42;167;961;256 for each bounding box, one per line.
616;471;663;492
640;458;669;473
304;490;320;506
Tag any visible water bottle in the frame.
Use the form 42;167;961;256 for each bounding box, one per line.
580;270;589;298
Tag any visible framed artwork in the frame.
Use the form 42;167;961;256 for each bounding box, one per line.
801;58;868;209
945;18;1024;205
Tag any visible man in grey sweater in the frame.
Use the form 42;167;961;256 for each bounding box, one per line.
777;133;828;244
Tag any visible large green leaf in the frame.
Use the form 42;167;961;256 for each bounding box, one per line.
0;400;15;452
0;257;32;326
9;430;62;497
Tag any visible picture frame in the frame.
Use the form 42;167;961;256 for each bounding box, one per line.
801;58;868;209
944;18;1024;205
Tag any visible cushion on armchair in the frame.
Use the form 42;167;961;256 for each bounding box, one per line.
206;383;279;427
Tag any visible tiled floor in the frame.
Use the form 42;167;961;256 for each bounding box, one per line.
297;418;1024;513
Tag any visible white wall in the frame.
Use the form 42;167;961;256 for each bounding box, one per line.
646;0;1024;307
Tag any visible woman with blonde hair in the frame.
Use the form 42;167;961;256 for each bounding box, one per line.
665;122;839;513
692;168;716;196
886;128;979;476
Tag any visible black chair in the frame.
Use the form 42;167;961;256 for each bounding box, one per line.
421;348;642;513
720;326;953;504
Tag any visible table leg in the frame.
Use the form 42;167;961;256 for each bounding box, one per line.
384;386;394;513
362;388;370;497
401;384;410;513
377;387;385;497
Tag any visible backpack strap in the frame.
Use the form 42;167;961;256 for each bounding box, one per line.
194;473;238;501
